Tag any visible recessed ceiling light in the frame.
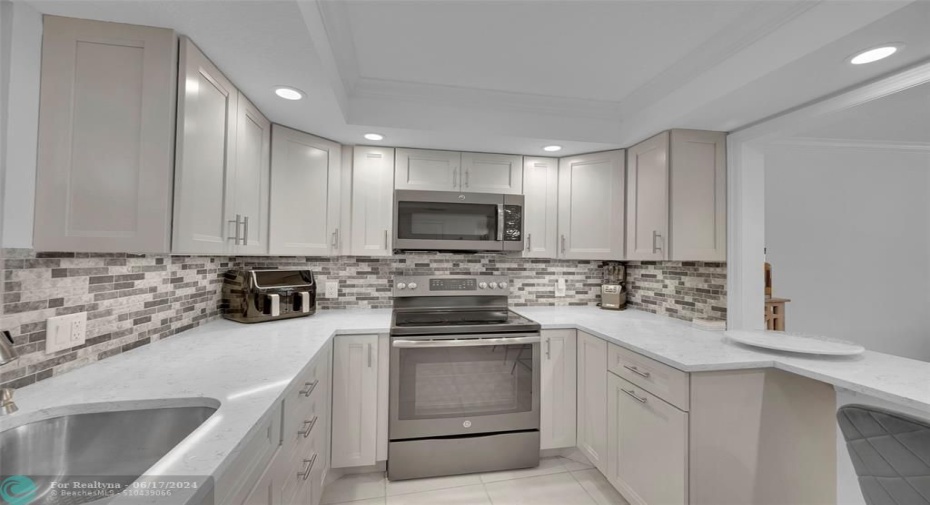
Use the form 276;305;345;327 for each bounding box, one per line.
850;45;899;65
274;87;303;100
364;133;384;141
543;145;562;152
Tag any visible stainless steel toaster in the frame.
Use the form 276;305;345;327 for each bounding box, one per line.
222;269;316;323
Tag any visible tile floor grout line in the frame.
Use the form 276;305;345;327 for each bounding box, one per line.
568;468;602;505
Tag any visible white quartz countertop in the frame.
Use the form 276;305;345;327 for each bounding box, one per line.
4;306;930;503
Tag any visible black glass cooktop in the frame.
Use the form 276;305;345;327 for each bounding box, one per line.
391;309;540;336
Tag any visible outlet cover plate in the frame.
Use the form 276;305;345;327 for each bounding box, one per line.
325;281;339;299
555;278;567;297
46;312;87;354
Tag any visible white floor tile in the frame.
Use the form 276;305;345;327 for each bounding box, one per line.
572;469;630;505
478;457;567;484
559;455;595;472
385;484;491;505
484;472;597;505
386;473;483;496
321;473;386;505
328;499;386;505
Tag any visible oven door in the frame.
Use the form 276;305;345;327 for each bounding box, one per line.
390;333;541;440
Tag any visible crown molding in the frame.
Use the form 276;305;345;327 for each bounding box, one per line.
768;137;930;152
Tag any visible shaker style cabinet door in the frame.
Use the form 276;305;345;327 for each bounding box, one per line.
626;132;669;260
669;130;727;261
172;36;238;254
351;146;395;256
557;150;626;260
331;334;380;468
577;332;608;473
540;330;577;450
232;92;271;255
34;16;176;253
460;152;523;194
269;125;342;256
394;149;461;191
522;157;559;258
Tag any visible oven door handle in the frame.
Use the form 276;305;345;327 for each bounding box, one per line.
497;204;505;242
392;335;541;348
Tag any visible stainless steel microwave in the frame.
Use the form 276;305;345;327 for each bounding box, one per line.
393;190;524;252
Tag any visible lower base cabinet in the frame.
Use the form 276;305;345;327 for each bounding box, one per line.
331;334;380;468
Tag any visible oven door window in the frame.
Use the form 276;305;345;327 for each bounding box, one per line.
396;201;498;241
396;344;535;420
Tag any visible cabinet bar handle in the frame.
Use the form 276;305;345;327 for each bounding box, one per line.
545;338;551;359
652;230;663;254
465;169;470;188
242;216;249;246
526;233;531;252
623;365;651;378
384;229;389;250
622;388;648;404
367;343;373;368
561;235;566;254
298;415;319;438
298;453;317;480
229;214;242;244
452;168;458;188
299;380;319;397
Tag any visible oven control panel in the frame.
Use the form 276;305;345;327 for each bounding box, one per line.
393;275;510;297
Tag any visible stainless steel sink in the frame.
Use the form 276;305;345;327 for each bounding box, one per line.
1;405;217;505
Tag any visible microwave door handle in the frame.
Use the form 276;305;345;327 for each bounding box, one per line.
497;204;504;242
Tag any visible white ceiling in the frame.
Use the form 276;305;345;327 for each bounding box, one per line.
22;0;930;155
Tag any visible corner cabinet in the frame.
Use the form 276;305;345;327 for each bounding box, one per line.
34;16;176;253
522;157;559;258
540;329;577;450
576;331;608;472
350;146;395;256
557;150;626;260
269;126;342;256
331;334;380;468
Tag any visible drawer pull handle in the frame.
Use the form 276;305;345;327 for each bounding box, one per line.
300;380;319;397
298;453;317;480
621;388;648;404
623;365;651;378
298;416;319;438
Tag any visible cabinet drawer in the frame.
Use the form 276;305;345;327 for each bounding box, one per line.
218;401;283;505
280;429;323;505
608;343;689;411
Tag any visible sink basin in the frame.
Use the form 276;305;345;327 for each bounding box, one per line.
1;405;217;505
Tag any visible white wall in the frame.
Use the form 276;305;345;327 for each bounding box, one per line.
0;0;41;249
765;145;930;361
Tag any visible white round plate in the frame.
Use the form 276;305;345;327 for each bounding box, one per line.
724;330;865;356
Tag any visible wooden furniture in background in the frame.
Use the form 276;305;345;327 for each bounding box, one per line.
765;298;791;331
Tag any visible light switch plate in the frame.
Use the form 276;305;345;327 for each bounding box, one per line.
555;278;567;297
325;281;339;299
46;312;87;354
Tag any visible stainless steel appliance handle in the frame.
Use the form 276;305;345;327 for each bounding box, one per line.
497;204;504;241
392;335;541;348
623;365;651;378
622;388;648;404
242;216;249;246
298;453;317;480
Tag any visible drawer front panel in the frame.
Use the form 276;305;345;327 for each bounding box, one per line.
219;400;283;504
608;343;689;410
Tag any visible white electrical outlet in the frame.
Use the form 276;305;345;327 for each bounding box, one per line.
555;278;567;297
325;281;339;299
46;312;87;354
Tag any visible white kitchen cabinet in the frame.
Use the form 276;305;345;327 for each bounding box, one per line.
626;132;669;260
540;329;577;450
232;92;271;255
269;125;342;256
557;150;626;260
576;331;608;473
669;130;726;261
172;37;238;254
460;152;523;194
522;157;559;258
242;462;279;505
34;16;176;253
607;373;688;505
331;334;379;468
394;148;461;191
351;146;395;256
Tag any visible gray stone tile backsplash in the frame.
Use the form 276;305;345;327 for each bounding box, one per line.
1;248;725;389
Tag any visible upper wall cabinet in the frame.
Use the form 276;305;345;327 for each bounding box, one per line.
34;16;176;253
557;150;626;260
522;157;559;258
669;130;726;261
460;153;523;194
232;93;272;256
626;132;669;261
395;149;461;191
351;146;395;256
269;125;342;256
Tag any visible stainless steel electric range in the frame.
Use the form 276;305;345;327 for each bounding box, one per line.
388;275;542;481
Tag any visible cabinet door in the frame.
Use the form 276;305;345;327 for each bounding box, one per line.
331;334;379;468
558;150;625;260
173;37;238;254
626;132;669;260
243;460;279;505
461;152;523;194
670;130;726;261
394;149;461;191
541;329;577;450
269;125;342;256
522;157;559;258
607;374;688;505
34;16;176;253
233;92;271;255
577;332;608;472
351;146;395;256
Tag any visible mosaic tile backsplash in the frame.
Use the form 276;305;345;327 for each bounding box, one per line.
1;249;726;389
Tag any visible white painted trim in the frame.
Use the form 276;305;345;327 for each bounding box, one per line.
766;137;930;153
726;57;930;329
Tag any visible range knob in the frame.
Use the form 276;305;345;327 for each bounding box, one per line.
499;282;508;289
478;282;488;289
488;282;498;289
396;282;406;290
408;282;418;290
